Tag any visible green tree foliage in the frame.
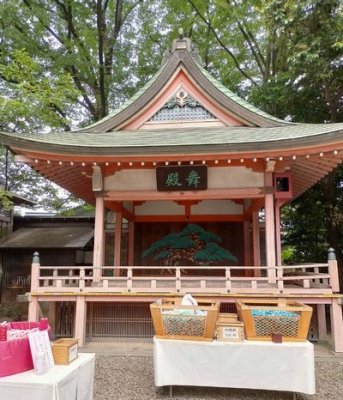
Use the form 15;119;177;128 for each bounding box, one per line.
281;186;328;264
0;188;12;211
142;224;238;266
0;48;78;131
0;0;167;125
0;46;82;212
168;0;270;96
251;0;343;122
0;0;158;211
256;1;343;282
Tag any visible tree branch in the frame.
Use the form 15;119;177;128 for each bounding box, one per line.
231;0;266;78
187;0;257;85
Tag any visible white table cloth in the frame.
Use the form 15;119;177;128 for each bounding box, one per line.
154;337;315;395
0;352;95;400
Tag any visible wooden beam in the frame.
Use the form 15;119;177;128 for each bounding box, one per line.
105;201;134;221
250;198;264;212
105;188;265;201
134;214;245;222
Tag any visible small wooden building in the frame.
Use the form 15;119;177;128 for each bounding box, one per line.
0;213;94;306
1;33;343;350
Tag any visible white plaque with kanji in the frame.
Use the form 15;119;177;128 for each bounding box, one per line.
28;330;55;370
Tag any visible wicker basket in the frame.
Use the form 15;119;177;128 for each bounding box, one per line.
150;298;220;341
236;299;313;342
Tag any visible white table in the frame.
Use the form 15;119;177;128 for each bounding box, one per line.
154;337;315;395
0;352;95;400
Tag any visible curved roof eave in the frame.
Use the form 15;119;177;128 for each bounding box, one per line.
1;123;343;158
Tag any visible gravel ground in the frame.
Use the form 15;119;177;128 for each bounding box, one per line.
93;355;343;400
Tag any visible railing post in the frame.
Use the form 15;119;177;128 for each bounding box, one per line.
30;251;40;292
79;268;85;290
276;267;284;293
328;247;340;292
127;267;132;292
225;267;232;293
28;251;40;321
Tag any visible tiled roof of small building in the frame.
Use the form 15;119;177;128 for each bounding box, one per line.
0;226;94;248
1;124;343;156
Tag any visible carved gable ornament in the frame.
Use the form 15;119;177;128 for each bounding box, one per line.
149;89;215;122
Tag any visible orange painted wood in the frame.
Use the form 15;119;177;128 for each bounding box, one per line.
133;214;245;222
105;200;134;221
93;196;105;281
105;188;265;201
74;297;86;346
243;220;251;271
330;300;343;352
114;212;122;271
140;120;225;130
252;211;261;273
264;172;276;280
128;221;135;266
275;201;282;266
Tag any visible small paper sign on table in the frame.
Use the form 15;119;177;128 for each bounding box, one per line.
28;330;55;374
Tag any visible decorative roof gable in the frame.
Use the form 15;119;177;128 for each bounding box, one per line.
78;29;290;133
149;89;216;123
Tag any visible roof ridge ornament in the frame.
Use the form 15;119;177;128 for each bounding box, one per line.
163;89;200;109
161;28;203;66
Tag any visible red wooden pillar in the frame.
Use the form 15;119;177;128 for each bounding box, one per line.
74;296;86;347
275;200;282;266
93;194;105;281
252;210;261;275
128;220;135;266
243;200;252;275
114;211;122;276
264;171;276;282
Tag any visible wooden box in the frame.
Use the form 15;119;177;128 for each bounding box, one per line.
236;299;313;342
216;320;245;341
52;338;78;364
150;298;220;341
217;312;238;324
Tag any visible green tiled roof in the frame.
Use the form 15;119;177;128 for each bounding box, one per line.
2;124;343;155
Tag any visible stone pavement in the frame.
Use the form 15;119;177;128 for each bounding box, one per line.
80;338;343;362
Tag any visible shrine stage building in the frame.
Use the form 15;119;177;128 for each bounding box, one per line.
1;32;343;351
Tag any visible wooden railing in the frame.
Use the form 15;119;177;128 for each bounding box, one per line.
29;252;340;296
